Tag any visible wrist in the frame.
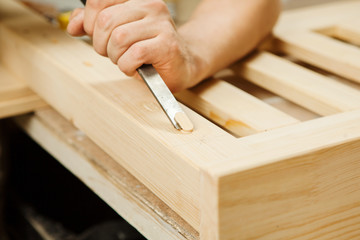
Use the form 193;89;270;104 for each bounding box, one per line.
178;26;212;89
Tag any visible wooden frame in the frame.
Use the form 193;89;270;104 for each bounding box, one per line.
2;0;360;239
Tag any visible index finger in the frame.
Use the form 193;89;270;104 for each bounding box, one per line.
83;0;128;36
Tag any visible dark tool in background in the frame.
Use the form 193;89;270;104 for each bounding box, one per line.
79;0;193;132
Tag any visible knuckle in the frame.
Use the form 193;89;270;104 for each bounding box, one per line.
96;10;112;29
118;63;133;76
131;44;147;62
112;27;128;44
145;0;168;13
86;0;103;9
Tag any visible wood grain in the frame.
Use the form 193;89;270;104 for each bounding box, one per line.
176;78;299;137
2;1;360;239
203;109;360;240
16;108;198;240
233;51;360;116
274;31;360;84
0;0;231;229
0;65;46;119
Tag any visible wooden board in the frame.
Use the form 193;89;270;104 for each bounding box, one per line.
0;65;46;119
176;79;299;137
2;1;360;239
15;108;198;240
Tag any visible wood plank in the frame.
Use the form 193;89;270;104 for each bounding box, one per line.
233;51;360;116
201;109;360;240
0;65;30;101
276;1;360;32
274;30;360;84
0;65;46;119
216;73;320;121
176;79;299;137
333;20;360;46
0;94;45;119
15;108;198;240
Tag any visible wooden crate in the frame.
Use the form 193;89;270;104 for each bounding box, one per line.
1;0;360;239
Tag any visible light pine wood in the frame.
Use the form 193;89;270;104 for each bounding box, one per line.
233;51;360;116
0;0;232;229
274;31;360;84
333;20;360;46
176;79;299;137
202;1;360;239
276;1;360;32
3;1;360;239
0;65;46;119
202;109;360;240
15;108;198;240
175;112;194;133
217;73;320;121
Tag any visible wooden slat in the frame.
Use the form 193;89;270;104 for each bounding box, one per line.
0;95;45;119
333;20;360;46
176;79;299;137
219;74;320;121
233;52;360;116
0;65;30;101
276;1;360;33
0;65;46;119
274;31;360;84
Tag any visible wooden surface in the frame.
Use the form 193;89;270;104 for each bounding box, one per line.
2;1;360;239
203;109;360;239
15;108;198;240
0;65;46;119
176;79;299;137
233;51;360;116
0;0;209;228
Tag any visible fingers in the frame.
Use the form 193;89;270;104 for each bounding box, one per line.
83;0;127;36
67;8;86;36
116;33;176;77
67;0;191;91
106;20;162;63
92;3;146;56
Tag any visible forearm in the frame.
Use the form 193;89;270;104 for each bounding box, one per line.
178;0;281;85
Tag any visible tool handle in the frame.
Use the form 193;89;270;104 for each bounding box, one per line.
80;0;86;5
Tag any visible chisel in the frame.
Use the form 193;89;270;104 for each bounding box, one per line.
79;0;193;132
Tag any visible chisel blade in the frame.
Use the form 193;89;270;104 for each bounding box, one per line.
137;65;193;132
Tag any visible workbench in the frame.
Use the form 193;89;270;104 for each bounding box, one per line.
2;0;360;239
12;108;198;240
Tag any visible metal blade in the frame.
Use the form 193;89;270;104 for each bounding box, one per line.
137;65;193;132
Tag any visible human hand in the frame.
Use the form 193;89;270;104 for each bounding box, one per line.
67;0;205;92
